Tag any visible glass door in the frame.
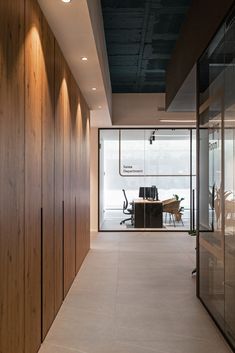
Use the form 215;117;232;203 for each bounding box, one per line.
99;128;196;232
198;94;225;327
224;12;235;346
198;7;235;347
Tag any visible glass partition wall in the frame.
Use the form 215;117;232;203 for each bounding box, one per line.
99;128;196;232
198;5;235;349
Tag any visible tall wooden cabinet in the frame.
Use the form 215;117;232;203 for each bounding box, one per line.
0;2;25;353
24;0;43;351
0;0;90;352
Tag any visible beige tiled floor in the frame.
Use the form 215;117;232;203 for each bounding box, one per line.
39;232;232;353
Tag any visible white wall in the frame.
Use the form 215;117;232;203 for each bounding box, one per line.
112;93;196;126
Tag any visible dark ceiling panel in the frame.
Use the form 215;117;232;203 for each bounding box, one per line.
101;0;192;93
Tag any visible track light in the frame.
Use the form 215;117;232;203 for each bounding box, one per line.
149;130;157;144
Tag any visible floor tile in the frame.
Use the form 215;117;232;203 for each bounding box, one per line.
39;231;232;353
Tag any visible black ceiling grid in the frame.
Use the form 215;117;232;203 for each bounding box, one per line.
101;0;192;93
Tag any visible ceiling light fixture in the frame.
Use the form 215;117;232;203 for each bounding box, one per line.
62;0;71;3
215;119;235;122
160;119;195;123
81;57;88;61
98;106;102;109
92;87;97;91
149;130;157;145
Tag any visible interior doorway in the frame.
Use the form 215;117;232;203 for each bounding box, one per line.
99;128;196;232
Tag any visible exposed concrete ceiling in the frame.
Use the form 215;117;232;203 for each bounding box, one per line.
38;0;112;127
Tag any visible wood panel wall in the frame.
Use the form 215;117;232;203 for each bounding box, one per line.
24;0;43;350
63;70;75;296
76;97;91;272
0;2;25;353
0;0;90;352
54;42;65;314
41;13;56;340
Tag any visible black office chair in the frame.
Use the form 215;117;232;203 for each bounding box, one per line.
120;189;134;225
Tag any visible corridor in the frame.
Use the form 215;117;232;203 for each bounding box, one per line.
39;232;231;353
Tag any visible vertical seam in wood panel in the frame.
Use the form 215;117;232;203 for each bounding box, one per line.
63;66;65;300
62;200;65;299
40;11;44;343
23;0;26;351
53;36;56;318
75;196;77;272
40;206;43;342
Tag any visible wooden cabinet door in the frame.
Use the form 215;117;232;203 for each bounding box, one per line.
0;1;25;352
41;15;55;339
25;0;42;351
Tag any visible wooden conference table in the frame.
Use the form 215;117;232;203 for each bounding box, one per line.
133;199;163;228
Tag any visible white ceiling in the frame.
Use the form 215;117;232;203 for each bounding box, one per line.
38;0;112;127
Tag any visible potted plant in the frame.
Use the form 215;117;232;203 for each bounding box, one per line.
173;194;185;202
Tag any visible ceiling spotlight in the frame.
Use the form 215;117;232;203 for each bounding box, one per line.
92;87;97;91
81;57;88;61
149;130;156;144
62;0;71;3
98;106;102;109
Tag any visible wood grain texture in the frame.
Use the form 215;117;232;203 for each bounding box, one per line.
24;0;42;351
41;15;55;339
83;106;91;254
0;0;90;351
54;42;65;313
70;74;80;274
0;1;25;353
63;67;76;296
75;98;84;272
76;96;90;273
84;104;91;255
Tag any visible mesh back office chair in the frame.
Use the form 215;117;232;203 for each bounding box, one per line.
120;189;134;225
